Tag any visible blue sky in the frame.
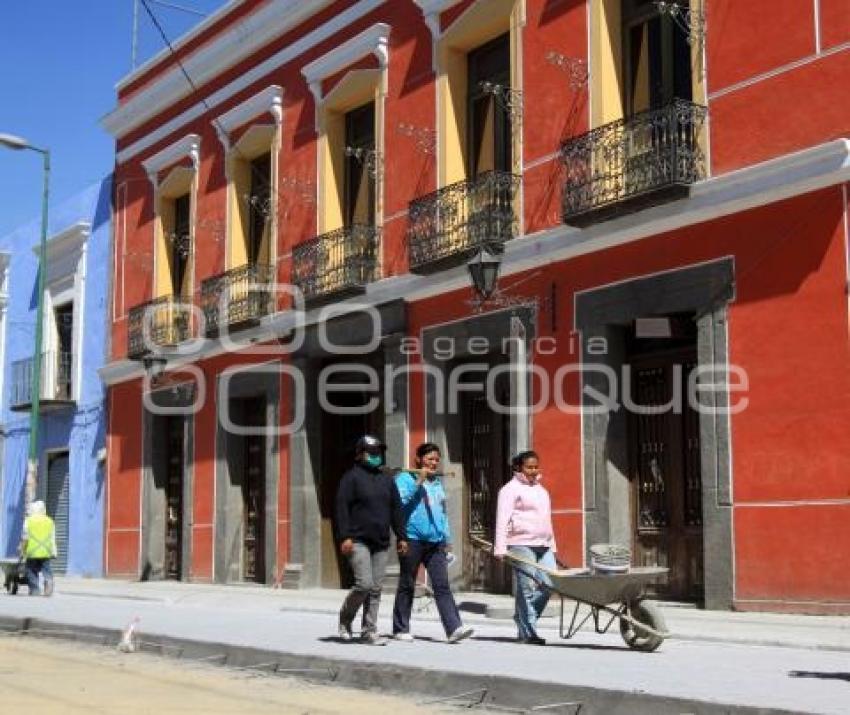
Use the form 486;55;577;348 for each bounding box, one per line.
0;0;230;238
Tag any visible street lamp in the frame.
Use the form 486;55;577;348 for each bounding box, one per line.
466;244;502;302
0;132;50;507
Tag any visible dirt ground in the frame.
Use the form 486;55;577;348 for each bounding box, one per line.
0;635;456;714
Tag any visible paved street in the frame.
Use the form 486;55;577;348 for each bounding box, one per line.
0;579;847;714
0;636;454;714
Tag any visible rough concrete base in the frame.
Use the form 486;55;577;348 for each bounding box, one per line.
0;615;800;715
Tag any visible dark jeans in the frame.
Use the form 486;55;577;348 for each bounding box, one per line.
25;558;53;596
393;540;461;637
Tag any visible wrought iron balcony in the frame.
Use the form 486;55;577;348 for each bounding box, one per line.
200;263;274;336
10;350;74;412
561;99;708;226
127;295;192;359
291;224;379;304
407;170;521;273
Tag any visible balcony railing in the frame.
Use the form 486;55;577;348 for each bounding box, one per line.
10;350;73;411
291;224;379;303
407;170;521;273
200;263;275;336
561;99;708;226
127;295;192;359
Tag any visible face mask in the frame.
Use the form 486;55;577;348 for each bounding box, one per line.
364;454;383;468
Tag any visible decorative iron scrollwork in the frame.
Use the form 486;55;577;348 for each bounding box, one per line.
407;171;521;272
200;263;275;335
291;224;380;303
127;295;193;358
478;81;523;128
561;99;707;224
545;51;589;90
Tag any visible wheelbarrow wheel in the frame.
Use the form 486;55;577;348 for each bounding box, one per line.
620;599;665;652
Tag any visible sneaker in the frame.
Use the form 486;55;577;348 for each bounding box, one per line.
361;632;389;646
338;621;354;641
448;626;474;643
393;632;415;642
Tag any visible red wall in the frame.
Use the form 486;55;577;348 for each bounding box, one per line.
406;186;850;607
106;1;850;608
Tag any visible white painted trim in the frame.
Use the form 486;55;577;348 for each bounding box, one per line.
735;498;850;508
114;0;385;163
104;0;382;141
106;1;334;138
100;137;850;386
841;184;850;336
814;0;822;54
301;23;391;94
709;39;850;100
414;0;464;16
117;0;244;91
141;134;201;184
214;85;283;135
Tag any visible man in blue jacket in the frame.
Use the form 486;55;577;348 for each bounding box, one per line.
391;442;473;643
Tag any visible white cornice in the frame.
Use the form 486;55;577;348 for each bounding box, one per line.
302;23;391;101
141;134;201;185
103;0;338;139
110;0;384;161
32;221;91;261
99;138;850;386
117;0;245;92
215;85;283;137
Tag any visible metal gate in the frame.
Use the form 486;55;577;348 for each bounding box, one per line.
464;385;511;594
46;452;70;574
242;396;266;583
629;354;704;601
164;417;184;580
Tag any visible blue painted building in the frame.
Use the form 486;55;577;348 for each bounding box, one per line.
0;177;111;576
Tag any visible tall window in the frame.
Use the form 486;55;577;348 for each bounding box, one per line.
247;152;271;265
171;193;191;297
54;302;73;398
344;103;375;227
468;34;512;178
622;0;692;117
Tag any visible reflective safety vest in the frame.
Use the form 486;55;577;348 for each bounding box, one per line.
24;514;55;559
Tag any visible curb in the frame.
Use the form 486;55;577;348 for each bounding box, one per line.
0;614;803;715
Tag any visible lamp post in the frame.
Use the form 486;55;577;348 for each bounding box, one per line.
0;133;50;507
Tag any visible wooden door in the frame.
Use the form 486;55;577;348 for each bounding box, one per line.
628;351;704;601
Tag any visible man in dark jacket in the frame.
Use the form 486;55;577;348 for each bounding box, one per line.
336;434;407;645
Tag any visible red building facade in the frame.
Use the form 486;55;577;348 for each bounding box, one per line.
102;0;850;613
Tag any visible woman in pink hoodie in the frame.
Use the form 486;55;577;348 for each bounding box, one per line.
494;450;557;645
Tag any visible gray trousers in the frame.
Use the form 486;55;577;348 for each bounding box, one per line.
339;542;389;635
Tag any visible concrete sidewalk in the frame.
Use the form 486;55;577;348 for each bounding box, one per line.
0;578;847;714
49;576;850;652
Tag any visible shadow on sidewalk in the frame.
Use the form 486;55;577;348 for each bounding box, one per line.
789;670;850;682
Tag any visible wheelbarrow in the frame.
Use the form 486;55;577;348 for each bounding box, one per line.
473;538;670;652
0;558;27;595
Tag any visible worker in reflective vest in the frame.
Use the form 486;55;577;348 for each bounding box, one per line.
20;500;57;596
